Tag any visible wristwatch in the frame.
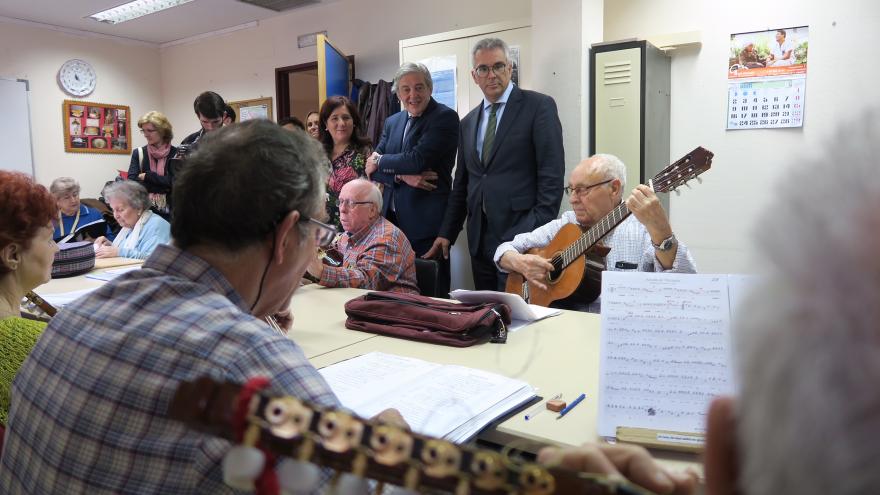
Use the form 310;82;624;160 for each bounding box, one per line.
652;233;677;252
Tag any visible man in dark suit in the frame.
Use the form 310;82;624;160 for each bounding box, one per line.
425;37;565;291
366;62;459;296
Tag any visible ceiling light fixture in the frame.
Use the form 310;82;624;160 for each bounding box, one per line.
87;0;195;24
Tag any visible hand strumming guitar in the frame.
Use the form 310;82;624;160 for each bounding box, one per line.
499;251;555;291
625;184;677;269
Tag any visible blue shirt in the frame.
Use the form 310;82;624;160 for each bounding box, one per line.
0;244;340;494
476;81;515;160
114;211;171;259
53;203;113;241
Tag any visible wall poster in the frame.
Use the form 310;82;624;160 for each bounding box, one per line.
727;26;808;130
63;100;130;154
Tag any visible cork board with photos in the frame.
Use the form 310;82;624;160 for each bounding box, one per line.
63;100;131;154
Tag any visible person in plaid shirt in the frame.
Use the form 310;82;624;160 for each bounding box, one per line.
0;121;404;494
308;179;419;294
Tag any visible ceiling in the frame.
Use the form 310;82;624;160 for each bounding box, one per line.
0;0;309;45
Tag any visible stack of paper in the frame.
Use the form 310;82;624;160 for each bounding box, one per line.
320;352;536;443
85;265;141;281
449;289;561;332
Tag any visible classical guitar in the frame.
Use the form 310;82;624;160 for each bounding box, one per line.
169;376;656;495
505;147;713;308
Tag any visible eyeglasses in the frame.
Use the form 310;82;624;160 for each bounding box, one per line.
139;128;159;134
336;199;374;209
301;216;338;248
564;179;613;197
473;62;508;78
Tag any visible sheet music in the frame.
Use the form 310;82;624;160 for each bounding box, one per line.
449;289;561;331
598;272;734;437
320;352;535;441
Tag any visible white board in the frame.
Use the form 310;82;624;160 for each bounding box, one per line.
0;78;34;175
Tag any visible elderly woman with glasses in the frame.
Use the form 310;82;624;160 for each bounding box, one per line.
0;171;59;431
49;177;113;242
319;96;372;230
93;181;170;259
128;111;178;222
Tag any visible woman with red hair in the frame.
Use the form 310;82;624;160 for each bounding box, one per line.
0;171;59;432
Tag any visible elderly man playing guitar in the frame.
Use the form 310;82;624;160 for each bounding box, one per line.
496;153;699;311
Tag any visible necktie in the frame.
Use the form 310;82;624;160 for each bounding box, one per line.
482;103;499;163
402;115;414;146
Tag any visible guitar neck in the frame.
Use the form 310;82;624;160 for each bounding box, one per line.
560;202;630;268
169;377;656;495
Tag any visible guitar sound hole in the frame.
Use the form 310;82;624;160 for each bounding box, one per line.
547;256;565;283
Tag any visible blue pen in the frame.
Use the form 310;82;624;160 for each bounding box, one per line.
556;393;586;419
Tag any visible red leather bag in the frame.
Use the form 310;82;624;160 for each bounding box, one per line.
344;291;510;347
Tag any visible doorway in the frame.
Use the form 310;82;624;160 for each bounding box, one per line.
274;56;356;124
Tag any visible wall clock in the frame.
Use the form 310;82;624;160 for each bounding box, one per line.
58;59;97;97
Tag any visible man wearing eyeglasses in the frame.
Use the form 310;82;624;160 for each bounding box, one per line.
307;178;419;294
176;91;227;154
426;37;565;292
0;121;410;493
494;154;695;311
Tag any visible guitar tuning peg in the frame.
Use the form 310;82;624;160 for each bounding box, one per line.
278;459;321;495
335;472;370;494
222;444;265;490
674;189;681;196
696;176;703;184
684;181;692;189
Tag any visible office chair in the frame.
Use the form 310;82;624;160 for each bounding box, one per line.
414;258;439;297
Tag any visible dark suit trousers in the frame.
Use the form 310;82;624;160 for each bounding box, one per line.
471;213;507;292
387;209;451;297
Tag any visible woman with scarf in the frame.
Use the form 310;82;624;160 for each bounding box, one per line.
127;111;177;222
93;181;170;260
319;96;372;230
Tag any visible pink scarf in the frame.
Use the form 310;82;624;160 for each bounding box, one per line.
147;143;171;176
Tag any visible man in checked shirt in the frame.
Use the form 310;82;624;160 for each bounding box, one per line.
495;154;696;312
308;178;419;294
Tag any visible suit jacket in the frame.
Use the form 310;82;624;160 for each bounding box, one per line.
373;98;459;251
438;85;564;256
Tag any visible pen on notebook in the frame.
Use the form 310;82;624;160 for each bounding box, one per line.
556;393;586;420
524;393;562;421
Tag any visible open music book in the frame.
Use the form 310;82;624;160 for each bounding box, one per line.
597;272;756;448
55;218;107;243
320;352;537;443
449;289;561;332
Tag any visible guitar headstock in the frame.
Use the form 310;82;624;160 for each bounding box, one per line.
169;376;657;494
651;146;713;194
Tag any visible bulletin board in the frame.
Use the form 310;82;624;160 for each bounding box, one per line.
228;97;274;123
63;100;131;154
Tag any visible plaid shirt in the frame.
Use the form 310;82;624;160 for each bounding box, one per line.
0;244;339;494
320;216;419;294
494;211;697;312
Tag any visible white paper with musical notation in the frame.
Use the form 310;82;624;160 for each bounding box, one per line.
320;352;536;443
598;272;748;438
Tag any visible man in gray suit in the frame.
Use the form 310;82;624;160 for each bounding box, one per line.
425;37;565;291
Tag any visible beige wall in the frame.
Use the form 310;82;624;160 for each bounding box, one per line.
159;0;531;140
0;20;162;197
603;0;877;273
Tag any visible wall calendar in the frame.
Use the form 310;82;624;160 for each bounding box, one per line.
727;26;809;130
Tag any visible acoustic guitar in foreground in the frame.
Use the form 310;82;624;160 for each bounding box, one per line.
505;147;714;308
169;376;656;494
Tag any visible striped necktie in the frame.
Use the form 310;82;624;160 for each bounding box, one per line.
481;103;499;163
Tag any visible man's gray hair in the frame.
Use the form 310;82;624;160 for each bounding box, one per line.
392;62;433;93
172;119;327;251
592;153;627;192
471;37;511;67
49;177;80;198
734;111;880;495
348;178;383;212
103;180;150;213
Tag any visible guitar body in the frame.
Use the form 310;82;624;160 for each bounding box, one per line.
504;146;715;308
504;223;610;308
